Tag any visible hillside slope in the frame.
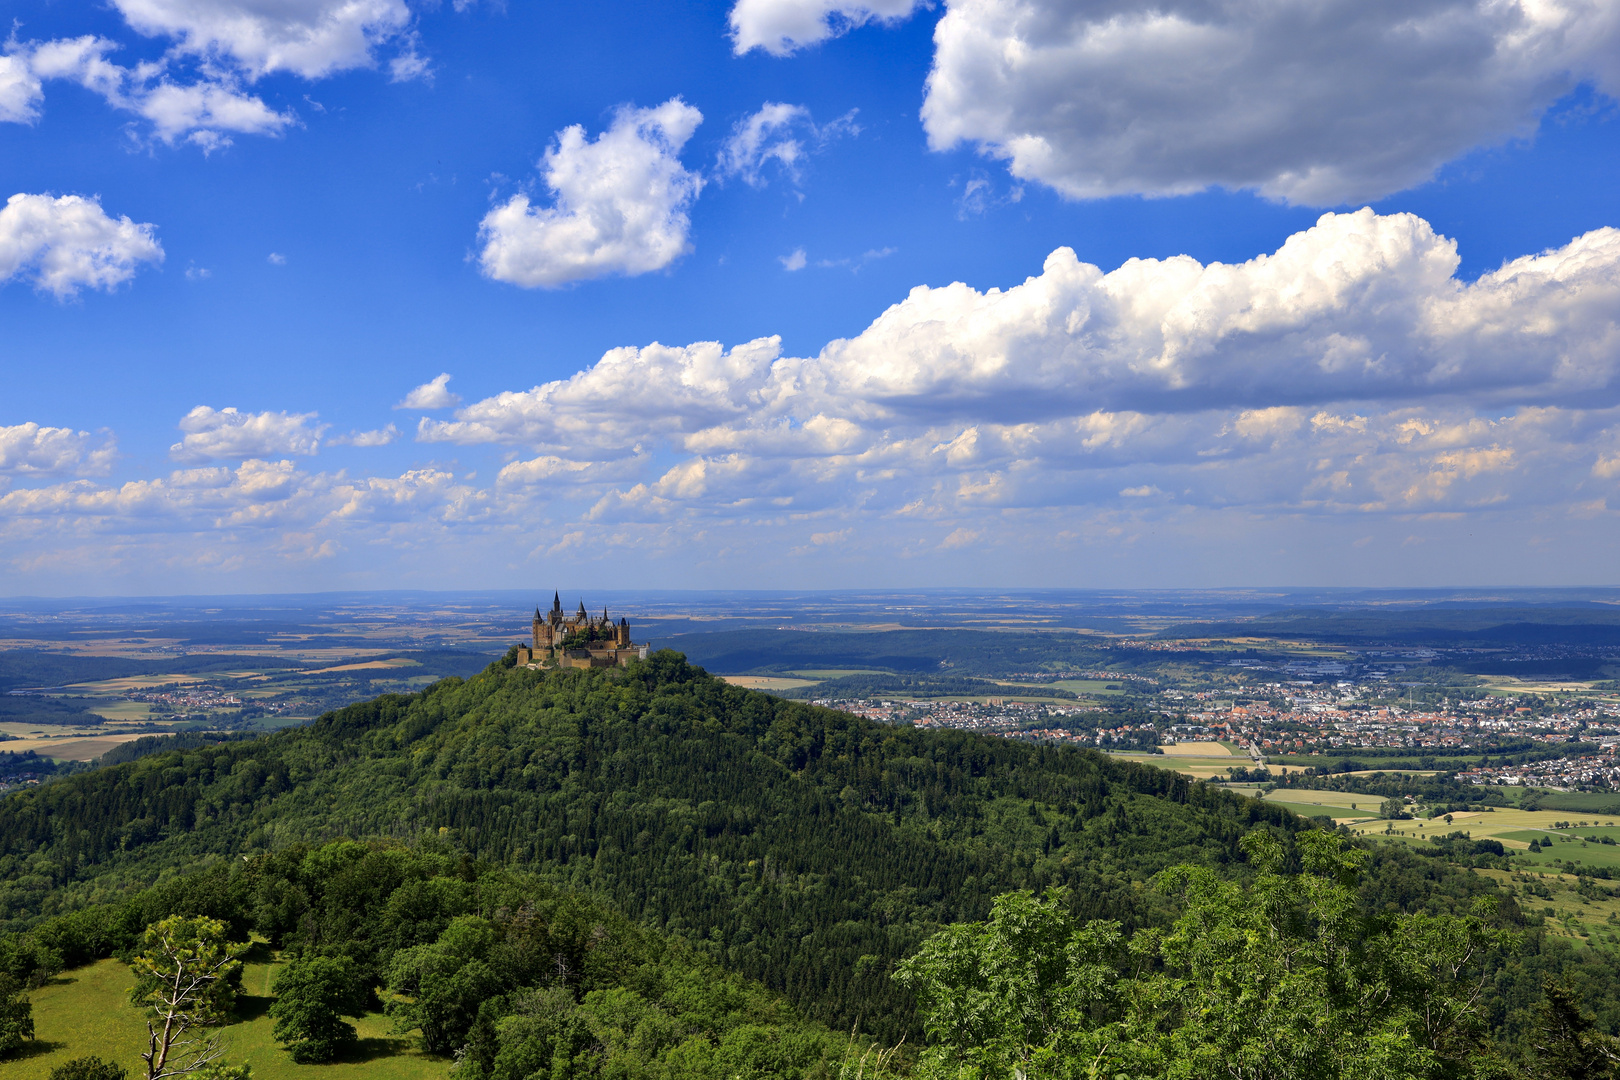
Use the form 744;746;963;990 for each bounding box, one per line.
0;652;1469;1038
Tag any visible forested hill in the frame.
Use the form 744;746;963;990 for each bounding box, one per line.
0;652;1479;1039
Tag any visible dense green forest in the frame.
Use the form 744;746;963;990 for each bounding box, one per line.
1;652;1619;1077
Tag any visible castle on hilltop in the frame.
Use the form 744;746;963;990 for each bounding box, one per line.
515;592;648;669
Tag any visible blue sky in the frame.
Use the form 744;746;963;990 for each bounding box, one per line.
2;0;1619;594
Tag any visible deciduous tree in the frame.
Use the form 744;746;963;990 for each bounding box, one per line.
269;956;367;1063
0;972;34;1057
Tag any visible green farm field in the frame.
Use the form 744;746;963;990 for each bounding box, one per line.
1255;801;1373;821
1344;805;1620;872
1048;679;1127;696
719;675;822;691
0;955;446;1080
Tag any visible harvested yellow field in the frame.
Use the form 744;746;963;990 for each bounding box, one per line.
1162;741;1236;757
0;733;147;760
305;658;422;674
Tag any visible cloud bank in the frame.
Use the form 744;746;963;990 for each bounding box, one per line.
478;99;705;288
7;211;1620;586
424;210;1620;530
922;0;1620;205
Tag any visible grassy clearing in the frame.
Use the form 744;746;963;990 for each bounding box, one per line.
1476;867;1620;947
0;956;447;1080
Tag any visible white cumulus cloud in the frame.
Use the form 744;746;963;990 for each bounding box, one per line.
0;0;418;145
0;424;117;475
110;0;414;80
329;424;400;447
477;99;705;288
170;406;327;461
922;0;1620;205
0;192;164;298
419;338;785;454
9;35;294;147
397;373;461;410
730;0;925;55
0;54;43;123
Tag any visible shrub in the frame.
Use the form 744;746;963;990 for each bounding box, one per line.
47;1058;128;1080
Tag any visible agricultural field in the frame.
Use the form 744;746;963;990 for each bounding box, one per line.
1048;679;1129;696
0;954;446;1080
719;675;822;691
1106;750;1247;781
0;734;149;761
1342;805;1620;873
1161;741;1236;757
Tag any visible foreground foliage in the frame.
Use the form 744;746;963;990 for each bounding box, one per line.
899;831;1525;1079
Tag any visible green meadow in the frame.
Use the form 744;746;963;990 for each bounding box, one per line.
0;954;446;1080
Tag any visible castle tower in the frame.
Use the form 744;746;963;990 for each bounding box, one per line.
532;607;543;649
